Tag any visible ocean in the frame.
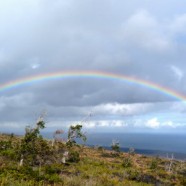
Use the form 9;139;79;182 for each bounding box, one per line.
42;132;186;160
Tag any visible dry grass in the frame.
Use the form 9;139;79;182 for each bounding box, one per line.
0;134;186;185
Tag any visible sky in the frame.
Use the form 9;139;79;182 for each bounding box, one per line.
0;0;186;133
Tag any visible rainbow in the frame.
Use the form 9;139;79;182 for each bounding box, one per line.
0;70;185;102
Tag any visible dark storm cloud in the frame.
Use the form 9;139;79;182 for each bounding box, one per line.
0;0;186;128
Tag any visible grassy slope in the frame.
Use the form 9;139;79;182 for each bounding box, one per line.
0;134;186;186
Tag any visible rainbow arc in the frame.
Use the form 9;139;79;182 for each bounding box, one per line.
0;70;185;102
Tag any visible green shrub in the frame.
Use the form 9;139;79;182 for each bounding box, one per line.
68;150;80;163
45;164;62;174
1;149;17;159
122;157;133;168
19;119;53;166
0;141;12;151
44;174;63;184
111;140;120;153
126;169;140;180
149;158;158;169
17;166;41;181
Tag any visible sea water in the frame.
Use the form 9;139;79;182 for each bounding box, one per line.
42;132;186;159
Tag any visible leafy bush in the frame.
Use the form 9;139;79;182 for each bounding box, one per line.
45;164;62;174
149;158;159;169
1;149;17;159
0;141;12;151
111;140;120;153
126;169;140;180
44;173;63;184
19;119;52;166
68;150;80;163
122;157;133;168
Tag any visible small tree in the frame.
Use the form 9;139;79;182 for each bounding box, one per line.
19;116;50;166
66;124;87;147
51;124;87;164
111;139;120;153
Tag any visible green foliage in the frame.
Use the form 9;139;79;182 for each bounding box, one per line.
125;169;140;181
149;157;159;169
1;118;186;185
67;124;87;147
44;173;62;184
18;166;41;180
111;139;120;153
68;150;80;163
45;164;63;175
0;138;19;160
19;119;51;166
1;149;17;159
122;156;133;168
0;141;12;151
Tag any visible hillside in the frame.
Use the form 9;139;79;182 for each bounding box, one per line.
0;131;186;186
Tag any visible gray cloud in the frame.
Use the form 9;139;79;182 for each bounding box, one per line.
0;0;186;131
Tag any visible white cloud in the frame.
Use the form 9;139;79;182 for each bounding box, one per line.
81;120;127;129
170;65;184;81
31;63;40;69
94;102;152;116
162;121;175;128
111;120;123;127
82;118;182;130
144;118;182;129
82;122;96;129
145;118;160;129
162;121;184;128
97;121;110;127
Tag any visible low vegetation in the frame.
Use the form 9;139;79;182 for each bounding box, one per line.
0;118;186;185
